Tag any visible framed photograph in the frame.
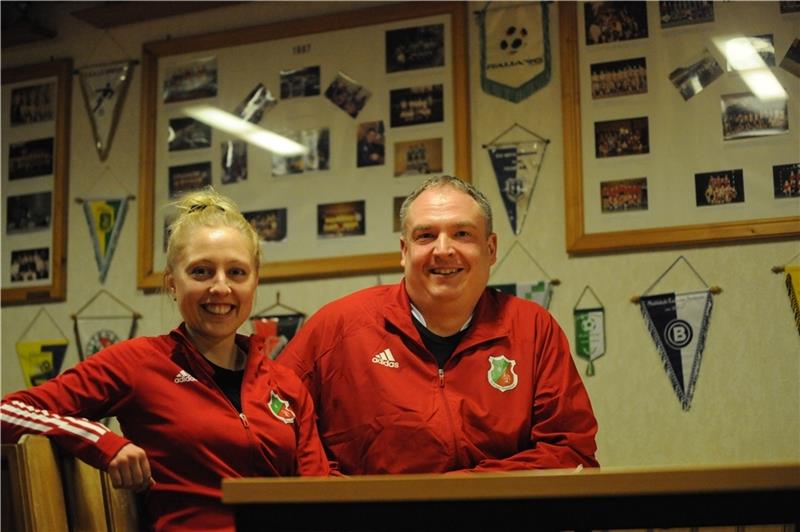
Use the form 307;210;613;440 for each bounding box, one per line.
394;137;443;176
559;2;799;254
694;169;745;207
168;162;212;198
385;23;445;73
668;49;723;101
317;200;365;238
721;92;788;140
584;2;648;46
2;59;71;306
390;84;444;127
168;117;211;151
8;137;54;180
244;208;287;242
280;66;321;99
601;177;648;213
594;116;649;158
658;1;714;29
590;57;647;99
773;163;800;199
137;2;470;288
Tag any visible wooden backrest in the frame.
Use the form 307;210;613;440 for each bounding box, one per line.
1;434;141;532
100;472;141;532
1;434;69;532
60;454;109;532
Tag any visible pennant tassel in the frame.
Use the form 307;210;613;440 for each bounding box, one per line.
785;267;800;335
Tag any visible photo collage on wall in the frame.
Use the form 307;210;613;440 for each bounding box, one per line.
4;80;56;285
160;19;447;245
585;1;797;216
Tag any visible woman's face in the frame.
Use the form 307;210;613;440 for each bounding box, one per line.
165;225;257;352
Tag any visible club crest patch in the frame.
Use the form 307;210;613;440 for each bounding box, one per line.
268;390;296;424
487;355;518;392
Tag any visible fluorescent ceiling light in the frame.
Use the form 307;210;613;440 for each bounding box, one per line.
715;36;787;101
183;105;308;156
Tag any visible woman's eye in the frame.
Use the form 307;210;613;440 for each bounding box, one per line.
190;266;211;277
229;268;247;277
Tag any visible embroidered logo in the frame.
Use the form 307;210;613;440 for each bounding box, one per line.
371;348;399;368
268;390;296;424
174;370;197;384
487;355;518;392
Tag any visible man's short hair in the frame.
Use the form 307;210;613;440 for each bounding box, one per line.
399;175;493;236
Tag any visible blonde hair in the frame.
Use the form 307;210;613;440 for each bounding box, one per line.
164;187;260;276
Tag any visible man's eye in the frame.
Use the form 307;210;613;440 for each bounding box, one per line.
415;233;434;241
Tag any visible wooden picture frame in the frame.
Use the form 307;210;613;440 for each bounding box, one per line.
137;2;470;290
559;2;800;254
1;59;72;306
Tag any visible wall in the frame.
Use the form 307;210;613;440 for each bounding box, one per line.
2;1;798;468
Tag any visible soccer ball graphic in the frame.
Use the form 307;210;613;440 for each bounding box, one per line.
500;26;528;54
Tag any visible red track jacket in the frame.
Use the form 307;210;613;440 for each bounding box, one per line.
1;325;329;531
278;282;599;475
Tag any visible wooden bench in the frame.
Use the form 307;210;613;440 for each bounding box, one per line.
1;434;140;531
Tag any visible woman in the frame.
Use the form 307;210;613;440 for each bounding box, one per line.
1;188;330;530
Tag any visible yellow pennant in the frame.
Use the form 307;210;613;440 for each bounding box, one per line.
15;339;69;388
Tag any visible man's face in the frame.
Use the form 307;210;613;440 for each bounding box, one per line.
400;185;497;311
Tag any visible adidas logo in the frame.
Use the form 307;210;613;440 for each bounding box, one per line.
371;348;399;369
174;370;198;384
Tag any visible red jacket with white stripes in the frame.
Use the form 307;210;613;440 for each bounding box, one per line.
1;325;329;531
278;282;599;475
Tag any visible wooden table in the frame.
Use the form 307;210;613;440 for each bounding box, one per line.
223;463;800;530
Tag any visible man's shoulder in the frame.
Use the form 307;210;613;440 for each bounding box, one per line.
319;284;399;315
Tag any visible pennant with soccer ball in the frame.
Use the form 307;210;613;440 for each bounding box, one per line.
476;1;551;102
78;60;135;161
573;285;606;376
81;197;129;283
639;290;713;411
485;124;549;235
490;281;553;309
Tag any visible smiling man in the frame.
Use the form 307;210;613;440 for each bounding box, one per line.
278;175;599;474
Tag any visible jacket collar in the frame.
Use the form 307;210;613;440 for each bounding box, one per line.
382;282;509;356
168;323;265;377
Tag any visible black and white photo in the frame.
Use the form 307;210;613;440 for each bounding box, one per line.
168;118;211;151
10;82;55;125
280;66;321;99
168;162;212;198
390;84;444;127
6;191;52;233
721;92;788;140
10;247;49;282
8;137;54;180
584;2;648;45
591;57;647;99
668;49;723;101
386;24;445;73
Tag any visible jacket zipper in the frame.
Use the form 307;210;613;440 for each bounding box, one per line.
436;367;461;469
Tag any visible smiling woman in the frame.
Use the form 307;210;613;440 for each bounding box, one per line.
1;187;331;531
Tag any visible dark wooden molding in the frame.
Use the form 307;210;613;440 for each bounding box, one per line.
71;2;240;29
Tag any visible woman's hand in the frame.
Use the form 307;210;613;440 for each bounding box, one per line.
108;443;155;492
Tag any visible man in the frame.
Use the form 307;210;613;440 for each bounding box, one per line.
357;127;384;167
278;175;598;473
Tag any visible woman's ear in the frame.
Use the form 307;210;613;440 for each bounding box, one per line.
164;271;176;300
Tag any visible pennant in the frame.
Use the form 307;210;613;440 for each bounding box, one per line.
252;314;305;359
78;61;134;161
785;265;800;335
491;281;552;309
574;307;605;376
82;198;129;283
487;139;547;235
640;291;713;411
477;2;551;103
16;339;68;388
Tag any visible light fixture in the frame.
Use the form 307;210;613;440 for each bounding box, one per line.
715;36;787;101
183;105;308;156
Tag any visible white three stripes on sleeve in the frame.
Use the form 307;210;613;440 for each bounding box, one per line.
1;400;109;443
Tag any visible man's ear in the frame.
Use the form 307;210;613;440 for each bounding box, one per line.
487;233;498;265
399;237;407;267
